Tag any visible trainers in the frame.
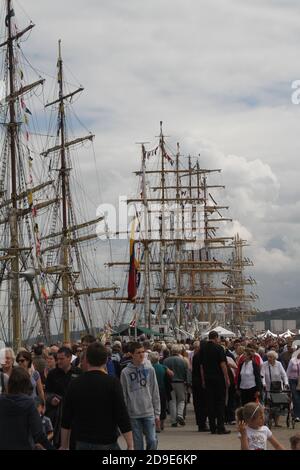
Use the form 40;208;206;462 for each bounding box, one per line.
171;423;178;428
177;416;185;426
228;421;236;425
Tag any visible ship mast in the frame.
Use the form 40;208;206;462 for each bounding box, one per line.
7;0;21;351
43;40;117;340
141;144;151;328
158;121;166;321
3;1;45;349
175;143;181;327
56;40;70;342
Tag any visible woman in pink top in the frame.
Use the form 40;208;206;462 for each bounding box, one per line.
286;350;300;421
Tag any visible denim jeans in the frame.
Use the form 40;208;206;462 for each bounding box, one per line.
76;441;120;450
130;416;157;450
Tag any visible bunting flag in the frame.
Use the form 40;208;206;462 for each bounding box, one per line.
20;98;32;116
145;146;158;159
41;286;48;302
127;218;140;302
163;150;174;165
129;313;137;328
144;145;174;164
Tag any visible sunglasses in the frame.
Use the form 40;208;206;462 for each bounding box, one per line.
17;359;26;363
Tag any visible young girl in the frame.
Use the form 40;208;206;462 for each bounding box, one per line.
290;433;300;450
236;402;285;450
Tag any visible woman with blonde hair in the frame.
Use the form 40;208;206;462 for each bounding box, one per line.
261;350;289;427
261;350;288;393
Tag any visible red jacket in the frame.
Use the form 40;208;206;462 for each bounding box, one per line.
235;353;262;385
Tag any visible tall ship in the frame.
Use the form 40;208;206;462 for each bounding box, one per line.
0;0;115;350
101;122;258;339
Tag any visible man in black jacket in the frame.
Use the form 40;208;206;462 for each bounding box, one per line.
60;342;133;450
199;331;231;435
45;346;82;447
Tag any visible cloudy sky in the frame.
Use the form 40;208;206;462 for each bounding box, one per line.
11;0;300;311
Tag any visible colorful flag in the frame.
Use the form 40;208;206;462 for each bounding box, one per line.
41;286;48;302
129;314;136;328
127;218;140;301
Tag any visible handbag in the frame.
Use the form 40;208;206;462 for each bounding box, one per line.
268;364;282;392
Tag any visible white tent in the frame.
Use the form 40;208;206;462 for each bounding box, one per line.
279;329;296;338
203;326;235;338
258;329;277;338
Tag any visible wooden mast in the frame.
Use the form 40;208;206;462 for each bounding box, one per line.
141;144;151;328
57;40;70;343
175;143;181;327
7;0;21;351
158;122;166;321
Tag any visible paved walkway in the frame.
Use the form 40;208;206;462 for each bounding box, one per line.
131;404;299;450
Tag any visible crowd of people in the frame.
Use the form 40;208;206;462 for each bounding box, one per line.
0;331;300;450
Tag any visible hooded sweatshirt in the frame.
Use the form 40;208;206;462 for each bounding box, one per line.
0;394;51;450
120;362;160;419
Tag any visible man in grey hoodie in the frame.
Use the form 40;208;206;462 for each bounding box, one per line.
120;342;160;450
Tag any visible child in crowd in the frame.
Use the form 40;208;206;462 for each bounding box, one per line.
236;402;285;450
34;397;53;443
290;433;300;450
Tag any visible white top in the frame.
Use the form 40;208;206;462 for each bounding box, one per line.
240;361;256;389
286;358;300;379
261;360;288;391
239;425;272;450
